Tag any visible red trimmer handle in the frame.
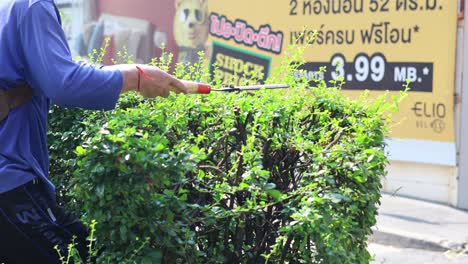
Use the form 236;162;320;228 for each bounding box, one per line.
180;81;211;94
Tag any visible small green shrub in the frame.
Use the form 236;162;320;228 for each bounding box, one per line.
76;89;384;263
48;44;405;263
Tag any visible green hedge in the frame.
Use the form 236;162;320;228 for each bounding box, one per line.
47;45;406;263
49;84;399;263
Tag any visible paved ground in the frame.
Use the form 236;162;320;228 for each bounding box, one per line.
369;194;468;264
369;243;468;264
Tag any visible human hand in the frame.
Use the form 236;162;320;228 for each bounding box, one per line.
104;64;188;98
134;65;188;98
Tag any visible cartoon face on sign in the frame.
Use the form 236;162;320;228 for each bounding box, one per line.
174;0;209;49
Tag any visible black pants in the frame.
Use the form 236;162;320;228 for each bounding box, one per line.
0;180;90;263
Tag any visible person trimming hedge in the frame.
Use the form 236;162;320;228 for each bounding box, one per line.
0;0;188;263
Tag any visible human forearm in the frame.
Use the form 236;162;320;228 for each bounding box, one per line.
100;64;138;93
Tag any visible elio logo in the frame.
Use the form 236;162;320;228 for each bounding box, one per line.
412;102;446;133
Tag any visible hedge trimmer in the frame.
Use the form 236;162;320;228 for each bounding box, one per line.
136;66;289;94
182;82;289;94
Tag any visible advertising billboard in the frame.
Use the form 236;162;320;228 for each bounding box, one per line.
64;0;458;164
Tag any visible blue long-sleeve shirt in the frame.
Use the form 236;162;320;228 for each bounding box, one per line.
0;0;123;199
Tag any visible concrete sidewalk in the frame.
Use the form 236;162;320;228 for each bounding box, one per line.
370;193;468;254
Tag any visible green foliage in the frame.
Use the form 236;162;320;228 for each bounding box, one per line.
48;45;404;263
48;106;89;205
